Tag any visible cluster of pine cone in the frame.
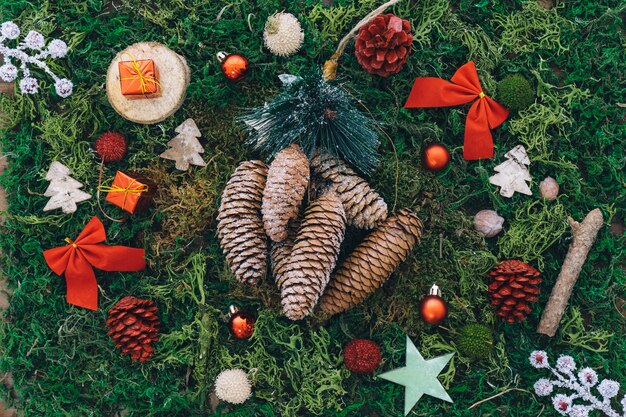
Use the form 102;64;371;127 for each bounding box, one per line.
217;144;423;320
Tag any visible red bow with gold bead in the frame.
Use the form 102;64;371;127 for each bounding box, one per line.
404;61;509;160
43;216;146;310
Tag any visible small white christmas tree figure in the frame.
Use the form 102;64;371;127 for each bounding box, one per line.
43;161;91;214
489;145;532;198
530;350;626;417
0;21;73;97
160;118;207;171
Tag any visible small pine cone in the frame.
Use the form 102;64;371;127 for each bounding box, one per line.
270;216;301;287
487;260;542;324
217;160;269;284
106;296;160;363
311;152;387;229
262;144;310;242
318;209;423;316
280;193;346;320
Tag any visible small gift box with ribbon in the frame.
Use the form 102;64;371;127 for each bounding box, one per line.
101;171;157;214
118;53;161;99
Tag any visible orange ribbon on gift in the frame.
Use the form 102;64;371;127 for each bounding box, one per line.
404;61;509;160
43;217;146;310
119;52;161;95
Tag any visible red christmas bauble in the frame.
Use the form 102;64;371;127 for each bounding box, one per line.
419;285;448;325
228;306;255;340
218;52;249;82
422;143;450;172
343;339;382;374
95;131;127;163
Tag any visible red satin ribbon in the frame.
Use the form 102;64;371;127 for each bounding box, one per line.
43;217;146;310
404;61;509;160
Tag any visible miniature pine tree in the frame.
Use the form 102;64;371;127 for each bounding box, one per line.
160;118;206;171
489;145;532;198
43;161;91;214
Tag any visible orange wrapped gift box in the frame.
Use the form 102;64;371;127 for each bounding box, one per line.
118;56;161;99
103;171;157;214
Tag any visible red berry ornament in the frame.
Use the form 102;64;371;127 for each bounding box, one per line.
419;284;448;325
95;131;127;163
228;306;256;340
343;339;382;374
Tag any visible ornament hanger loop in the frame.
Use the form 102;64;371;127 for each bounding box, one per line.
429;284;441;296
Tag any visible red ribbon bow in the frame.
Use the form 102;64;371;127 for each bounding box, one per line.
43;217;146;310
404;61;509;160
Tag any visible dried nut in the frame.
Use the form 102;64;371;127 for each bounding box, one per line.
539;176;559;200
474;210;504;238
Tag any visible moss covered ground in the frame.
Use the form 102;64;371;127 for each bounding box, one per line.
0;0;624;416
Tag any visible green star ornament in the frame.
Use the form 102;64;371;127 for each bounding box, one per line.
378;336;454;416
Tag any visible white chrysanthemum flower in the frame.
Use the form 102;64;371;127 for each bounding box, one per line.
534;378;554;397
1;21;20;39
0;63;18;82
597;379;620;398
263;12;304;57
24;30;45;49
55;78;73;98
214;369;252;404
552;394;572;415
529;350;549;369
556;355;576;373
578;368;598;387
48;39;68;58
19;76;38;94
568;405;589;417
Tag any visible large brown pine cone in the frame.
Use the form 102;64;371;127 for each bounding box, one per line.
217;160;268;284
106;296;160;363
279;193;346;320
310;152;387;229
487;260;542;324
318;209;423;316
354;14;413;78
270;216;301;287
262;144;310;242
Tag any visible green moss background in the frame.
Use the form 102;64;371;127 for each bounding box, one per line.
0;0;624;416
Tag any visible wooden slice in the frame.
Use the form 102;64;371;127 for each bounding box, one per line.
106;42;191;125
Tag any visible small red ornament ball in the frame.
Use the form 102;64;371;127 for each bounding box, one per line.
218;52;249;82
343;339;382;374
422;143;450;172
95;131;127;163
228;307;255;340
419;295;448;325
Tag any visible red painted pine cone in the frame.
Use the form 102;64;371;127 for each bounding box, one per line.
487;260;542;324
106;296;159;362
354;14;412;78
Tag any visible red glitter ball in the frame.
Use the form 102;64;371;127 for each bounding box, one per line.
95;131;127;162
343;339;382;374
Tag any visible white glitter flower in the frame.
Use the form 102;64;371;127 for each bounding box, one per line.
529;350;549;369
54;78;73;98
214;369;252;404
568;405;589;417
556;355;576;373
0;63;18;82
1;21;20;39
597;379;620;399
263;12;304;57
24;30;45;49
47;39;68;58
621;393;626;410
534;378;554;397
552;394;572;415
578;368;598;387
19;76;38;94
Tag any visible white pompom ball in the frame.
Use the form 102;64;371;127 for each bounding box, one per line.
214;369;252;404
24;30;45;49
539;176;559;200
19;76;38;94
263;12;304;57
55;78;73;98
48;39;68;58
474;210;504;238
0;63;18;82
1;21;20;39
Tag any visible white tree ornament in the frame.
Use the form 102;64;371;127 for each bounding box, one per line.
0;21;73;97
160;118;207;171
43;162;91;214
489;145;532;198
530;350;625;417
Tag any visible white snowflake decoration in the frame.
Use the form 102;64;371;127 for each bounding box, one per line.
0;20;73;97
530;350;626;417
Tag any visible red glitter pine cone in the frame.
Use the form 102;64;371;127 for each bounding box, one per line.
95;131;127;163
343;339;382;374
354;14;413;78
106;296;159;363
487;260;542;324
